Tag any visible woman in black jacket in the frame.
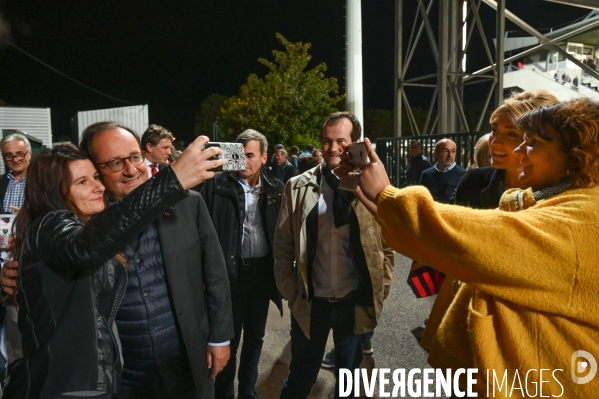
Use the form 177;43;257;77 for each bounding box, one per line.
4;141;223;399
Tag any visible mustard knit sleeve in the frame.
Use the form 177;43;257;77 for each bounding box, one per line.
375;185;592;315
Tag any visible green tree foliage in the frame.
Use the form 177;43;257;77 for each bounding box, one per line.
218;33;344;148
195;93;228;140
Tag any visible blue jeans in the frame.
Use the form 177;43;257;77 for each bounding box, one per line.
280;297;362;399
215;259;272;399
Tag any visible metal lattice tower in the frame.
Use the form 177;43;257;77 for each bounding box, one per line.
394;0;599;137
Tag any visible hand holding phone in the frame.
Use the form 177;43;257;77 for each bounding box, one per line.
338;142;367;191
202;142;247;172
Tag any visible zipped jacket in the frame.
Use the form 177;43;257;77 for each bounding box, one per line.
201;166;284;314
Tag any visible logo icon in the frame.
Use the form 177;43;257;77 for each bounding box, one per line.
571;350;597;384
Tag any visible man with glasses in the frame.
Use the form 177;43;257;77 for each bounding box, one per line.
0;134;30;389
201;129;284;399
0;134;31;214
78;121;233;399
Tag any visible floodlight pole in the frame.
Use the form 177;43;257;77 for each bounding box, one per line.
346;0;364;137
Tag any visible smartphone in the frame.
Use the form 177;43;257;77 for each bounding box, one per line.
203;142;246;172
346;142;366;166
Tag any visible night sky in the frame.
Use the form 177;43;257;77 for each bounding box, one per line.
0;1;589;143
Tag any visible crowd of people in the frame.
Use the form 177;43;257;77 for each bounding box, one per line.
0;90;596;398
268;143;325;184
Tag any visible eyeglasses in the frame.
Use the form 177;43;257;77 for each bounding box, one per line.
2;150;30;161
96;153;145;172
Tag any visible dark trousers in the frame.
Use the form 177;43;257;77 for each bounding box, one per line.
115;382;212;399
115;383;212;399
215;258;272;399
280;297;362;399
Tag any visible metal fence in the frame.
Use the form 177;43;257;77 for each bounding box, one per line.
376;132;484;188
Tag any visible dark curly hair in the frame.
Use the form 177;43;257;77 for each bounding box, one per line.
516;98;599;188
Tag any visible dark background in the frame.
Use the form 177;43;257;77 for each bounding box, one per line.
0;1;589;143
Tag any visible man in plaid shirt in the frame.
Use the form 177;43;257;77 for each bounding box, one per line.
0;134;30;214
0;133;30;388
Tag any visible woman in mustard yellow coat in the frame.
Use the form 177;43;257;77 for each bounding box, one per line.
339;98;599;398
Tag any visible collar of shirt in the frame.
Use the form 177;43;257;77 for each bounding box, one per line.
145;158;159;177
238;175;262;194
319;162;340;184
238;175;268;258
6;171;25;182
434;162;456;173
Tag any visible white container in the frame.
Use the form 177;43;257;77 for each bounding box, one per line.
72;104;149;143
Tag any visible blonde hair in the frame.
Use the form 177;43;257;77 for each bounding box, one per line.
490;89;559;124
470;133;491;169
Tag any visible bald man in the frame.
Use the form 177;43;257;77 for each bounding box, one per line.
419;139;466;203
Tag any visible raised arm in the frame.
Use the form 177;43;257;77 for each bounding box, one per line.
32;167;187;270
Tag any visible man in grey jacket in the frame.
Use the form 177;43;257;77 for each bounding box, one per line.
80;121;234;399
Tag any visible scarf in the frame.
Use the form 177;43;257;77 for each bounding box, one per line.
319;165;355;227
499;179;573;212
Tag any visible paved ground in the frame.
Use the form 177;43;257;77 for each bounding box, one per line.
236;253;448;399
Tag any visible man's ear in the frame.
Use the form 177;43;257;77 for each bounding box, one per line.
145;143;153;153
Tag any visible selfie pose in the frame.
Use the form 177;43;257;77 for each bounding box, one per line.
4;139;225;399
340;98;599;397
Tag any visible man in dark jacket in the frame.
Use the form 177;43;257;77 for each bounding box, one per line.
404;141;431;186
202;129;284;399
274;149;296;185
419;139;466;203
79;121;234;399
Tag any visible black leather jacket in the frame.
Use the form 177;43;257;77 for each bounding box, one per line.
4;167;187;398
201;166;284;314
454;166;505;209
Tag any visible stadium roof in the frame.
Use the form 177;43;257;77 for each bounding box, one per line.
546;0;599;10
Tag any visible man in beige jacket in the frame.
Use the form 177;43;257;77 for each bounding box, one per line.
273;112;394;399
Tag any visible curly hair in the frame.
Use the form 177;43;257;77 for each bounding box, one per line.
490;89;559;124
516;98;599;188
